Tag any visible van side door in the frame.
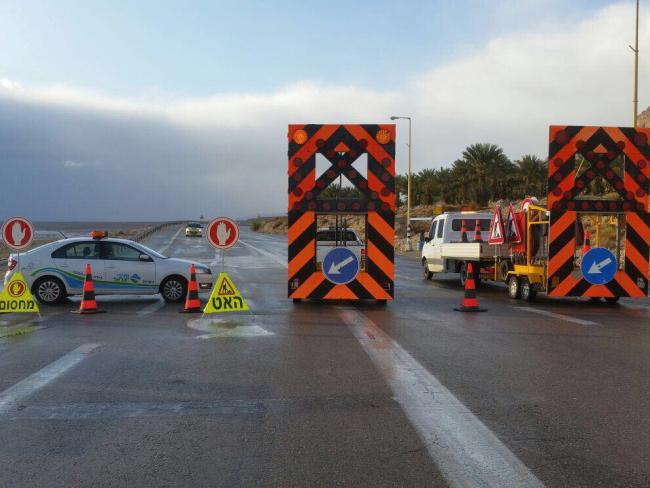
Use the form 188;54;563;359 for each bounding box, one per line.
430;216;446;272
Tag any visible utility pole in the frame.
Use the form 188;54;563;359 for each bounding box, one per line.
390;116;413;251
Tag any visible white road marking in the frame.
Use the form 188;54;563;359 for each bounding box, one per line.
158;225;185;255
339;308;544;488
137;298;166;316
0;343;100;415
239;239;287;268
514;306;599;326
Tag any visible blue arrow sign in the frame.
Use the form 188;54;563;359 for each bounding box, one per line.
581;247;617;285
322;247;360;285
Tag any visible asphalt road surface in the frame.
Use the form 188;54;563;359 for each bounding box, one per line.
1;224;649;487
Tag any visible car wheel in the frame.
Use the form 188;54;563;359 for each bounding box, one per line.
520;277;537;302
160;276;187;303
508;276;521;299
422;259;433;280
32;276;66;305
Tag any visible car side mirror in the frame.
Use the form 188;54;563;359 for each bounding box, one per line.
139;254;152;262
424;237;431;243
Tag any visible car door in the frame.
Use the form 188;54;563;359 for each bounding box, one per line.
52;241;106;293
102;241;157;294
430;217;446;272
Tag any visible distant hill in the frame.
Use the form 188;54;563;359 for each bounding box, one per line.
637;107;650;128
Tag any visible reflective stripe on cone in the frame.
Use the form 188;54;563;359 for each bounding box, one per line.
71;263;106;314
180;264;202;313
454;262;487;312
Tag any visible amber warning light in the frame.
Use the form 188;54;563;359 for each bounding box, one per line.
91;231;108;239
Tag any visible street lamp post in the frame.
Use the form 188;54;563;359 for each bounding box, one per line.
631;0;640;127
390;116;412;251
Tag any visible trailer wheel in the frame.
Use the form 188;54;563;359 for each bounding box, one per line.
459;263;467;287
508;276;521;299
499;260;512;282
422;259;433;280
520;278;537;302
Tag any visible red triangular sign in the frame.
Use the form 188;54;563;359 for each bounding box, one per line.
506;204;522;243
488;207;505;244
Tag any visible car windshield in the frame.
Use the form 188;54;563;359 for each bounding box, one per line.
187;223;202;228
317;230;359;242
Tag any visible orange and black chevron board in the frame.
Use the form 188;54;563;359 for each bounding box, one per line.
287;124;395;300
547;126;650;298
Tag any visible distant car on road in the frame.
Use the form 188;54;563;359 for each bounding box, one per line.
185;222;203;237
315;227;366;271
4;232;213;304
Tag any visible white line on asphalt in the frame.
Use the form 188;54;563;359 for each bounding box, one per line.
239;240;287;268
0;343;100;415
137;298;166;316
514;306;599;326
159;225;185;255
338;308;544;488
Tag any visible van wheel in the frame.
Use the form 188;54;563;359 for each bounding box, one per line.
520;278;537;302
459;263;467;287
422;259;433;280
508;276;521;299
32;276;66;305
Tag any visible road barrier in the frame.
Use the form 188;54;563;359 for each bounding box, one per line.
287;124;396;301
134;221;187;243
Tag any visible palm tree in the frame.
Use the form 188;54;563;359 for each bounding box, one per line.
514;155;547;198
461;144;514;205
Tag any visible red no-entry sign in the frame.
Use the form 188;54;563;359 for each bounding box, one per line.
2;217;34;251
206;217;239;250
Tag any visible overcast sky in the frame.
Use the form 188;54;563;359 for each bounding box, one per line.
0;0;646;221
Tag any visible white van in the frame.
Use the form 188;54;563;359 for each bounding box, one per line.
421;212;494;284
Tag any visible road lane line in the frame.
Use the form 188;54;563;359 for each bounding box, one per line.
514;306;599;326
239;240;287;268
339;308;544;488
0;343;100;415
158;225;185;255
137;298;166;316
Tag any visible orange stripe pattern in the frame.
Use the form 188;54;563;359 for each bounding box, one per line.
287;124;395;300
547;125;650;298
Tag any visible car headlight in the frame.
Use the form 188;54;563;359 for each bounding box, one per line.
194;266;211;275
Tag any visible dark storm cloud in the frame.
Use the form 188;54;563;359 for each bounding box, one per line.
0;96;287;221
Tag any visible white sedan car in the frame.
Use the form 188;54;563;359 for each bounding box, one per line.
4;233;213;305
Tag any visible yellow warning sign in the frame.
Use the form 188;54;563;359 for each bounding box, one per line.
203;272;249;314
0;272;39;313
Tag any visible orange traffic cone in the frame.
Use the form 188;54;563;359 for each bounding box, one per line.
473;219;483;243
454;262;486;312
180;264;202;313
582;230;591;256
461;220;468;243
71;263;105;314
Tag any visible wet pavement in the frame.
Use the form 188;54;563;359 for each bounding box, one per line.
0;224;649;487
